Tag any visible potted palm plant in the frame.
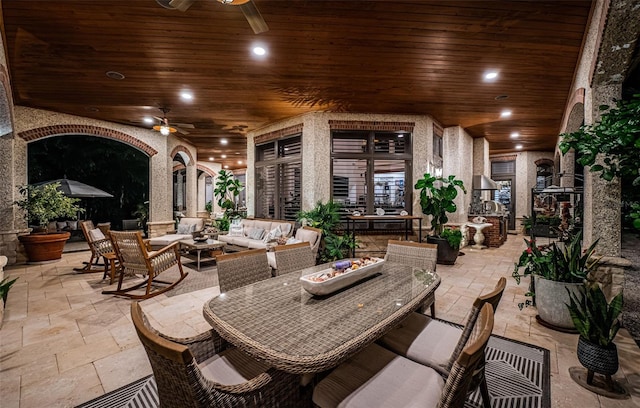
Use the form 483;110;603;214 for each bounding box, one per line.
566;282;625;395
415;173;467;264
15;183;83;263
513;231;600;330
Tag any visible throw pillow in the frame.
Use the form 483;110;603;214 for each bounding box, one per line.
88;228;106;241
66;220;78;230
57;221;67;231
177;224;191;234
262;226;283;243
247;227;265;241
286;237;303;245
228;224;244;237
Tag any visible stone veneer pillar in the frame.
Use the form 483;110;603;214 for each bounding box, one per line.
583;85;622;257
442;126;473;224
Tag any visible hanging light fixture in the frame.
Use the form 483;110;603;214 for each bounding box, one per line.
153;109;177;136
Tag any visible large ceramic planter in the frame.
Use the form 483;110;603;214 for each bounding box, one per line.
18;232;70;263
427;236;458;265
534;275;582;330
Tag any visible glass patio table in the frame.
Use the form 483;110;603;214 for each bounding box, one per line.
202;261;440;374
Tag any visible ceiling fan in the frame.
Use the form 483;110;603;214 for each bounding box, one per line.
152;108;195;136
161;0;269;34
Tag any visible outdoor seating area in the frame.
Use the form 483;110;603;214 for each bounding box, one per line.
1;235;638;408
1;2;640;408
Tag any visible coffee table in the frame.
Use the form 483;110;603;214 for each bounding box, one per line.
179;238;226;271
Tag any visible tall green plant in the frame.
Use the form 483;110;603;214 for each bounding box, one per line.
566;282;623;347
213;170;244;213
415;173;466;236
14;183;83;228
296;200;342;232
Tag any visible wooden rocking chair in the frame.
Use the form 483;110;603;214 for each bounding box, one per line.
74;220;116;280
102;230;188;299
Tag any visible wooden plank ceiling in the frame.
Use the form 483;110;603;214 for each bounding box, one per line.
1;0;593;169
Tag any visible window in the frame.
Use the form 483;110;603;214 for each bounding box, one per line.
255;135;302;220
331;131;412;226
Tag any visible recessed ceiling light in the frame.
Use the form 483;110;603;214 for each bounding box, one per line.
252;46;266;56
221;154;227;158
224;165;229;169
143;117;154;124
106;71;125;80
501;110;512;118
510;132;520;138
237;160;243;165
209;157;214;161
515;144;523;150
180;91;193;101
221;139;228;145
484;71;498;80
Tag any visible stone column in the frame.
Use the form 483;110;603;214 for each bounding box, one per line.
583;84;621;257
186;159;198;217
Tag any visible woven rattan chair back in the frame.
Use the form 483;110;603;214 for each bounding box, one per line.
131;301;304;408
74;220;115;273
273;242;316;276
445;277;506;372
384;240;438;315
216;248;272;293
439;303;494;408
105;231;187;299
384;240;437;270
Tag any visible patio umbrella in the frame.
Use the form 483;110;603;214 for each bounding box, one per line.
33;178;114;198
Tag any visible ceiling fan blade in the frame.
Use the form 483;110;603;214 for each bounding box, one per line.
169;0;197;12
176;127;190;135
240;1;269;34
173;122;196;129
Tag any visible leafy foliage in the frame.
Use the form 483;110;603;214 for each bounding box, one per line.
559;93;640;186
296;200;342;232
566;282;623;347
441;228;463;250
15;183;84;228
213;169;244;213
415;173;467;236
297;200;357;262
0;276;18;304
205;200;213;213
512;231;600;285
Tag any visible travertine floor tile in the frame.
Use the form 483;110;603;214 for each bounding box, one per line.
1;237;638;408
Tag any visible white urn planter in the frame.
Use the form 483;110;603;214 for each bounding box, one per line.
534;275;583;331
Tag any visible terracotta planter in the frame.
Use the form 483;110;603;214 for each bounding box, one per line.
427;236;459;265
18;232;70;263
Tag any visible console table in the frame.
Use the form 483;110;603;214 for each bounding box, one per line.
346;215;422;257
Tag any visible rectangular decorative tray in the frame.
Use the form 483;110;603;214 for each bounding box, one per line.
300;258;385;296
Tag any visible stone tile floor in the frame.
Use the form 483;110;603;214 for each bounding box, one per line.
1;234;638;407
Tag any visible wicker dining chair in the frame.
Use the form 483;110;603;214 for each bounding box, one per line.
73;220;115;276
102;230;188;299
377;277;507;408
130;301;307;408
384;240;438;316
215;248;272;293
312;303;494;408
270;242;316;277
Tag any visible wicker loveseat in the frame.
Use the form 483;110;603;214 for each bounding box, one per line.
217;218;295;250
